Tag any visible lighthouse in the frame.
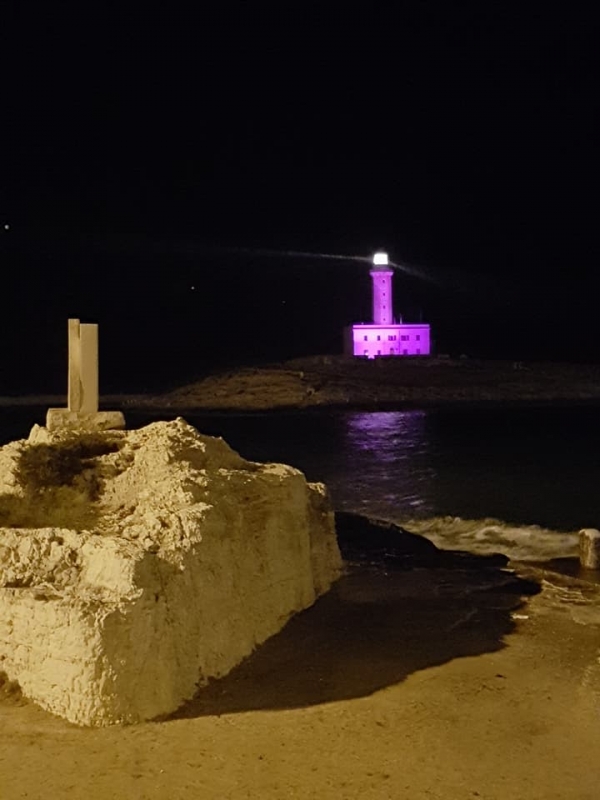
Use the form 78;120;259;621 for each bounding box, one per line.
344;252;431;358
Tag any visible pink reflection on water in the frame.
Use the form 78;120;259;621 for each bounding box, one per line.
339;411;436;519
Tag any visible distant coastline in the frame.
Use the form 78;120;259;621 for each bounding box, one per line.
4;356;600;414
118;356;600;412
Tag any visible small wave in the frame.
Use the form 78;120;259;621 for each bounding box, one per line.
398;515;579;562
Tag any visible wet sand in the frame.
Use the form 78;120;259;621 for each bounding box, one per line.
2;560;599;800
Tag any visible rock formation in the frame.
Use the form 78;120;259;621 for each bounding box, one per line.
0;419;342;725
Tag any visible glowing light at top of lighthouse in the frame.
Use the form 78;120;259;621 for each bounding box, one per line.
373;251;389;266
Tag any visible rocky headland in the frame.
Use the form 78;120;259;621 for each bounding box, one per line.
120;356;600;412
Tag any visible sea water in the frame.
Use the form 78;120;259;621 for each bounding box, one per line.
2;403;599;562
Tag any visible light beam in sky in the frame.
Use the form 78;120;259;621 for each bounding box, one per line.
197;245;441;285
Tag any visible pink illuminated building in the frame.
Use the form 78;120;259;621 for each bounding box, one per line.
344;252;431;358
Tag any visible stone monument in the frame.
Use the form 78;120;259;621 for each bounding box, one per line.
46;319;125;432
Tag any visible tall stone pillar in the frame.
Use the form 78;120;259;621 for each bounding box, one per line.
46;319;124;432
68;319;99;413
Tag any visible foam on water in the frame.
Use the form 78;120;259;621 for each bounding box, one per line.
397;515;580;562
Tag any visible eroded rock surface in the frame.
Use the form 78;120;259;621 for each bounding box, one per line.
0;419;342;725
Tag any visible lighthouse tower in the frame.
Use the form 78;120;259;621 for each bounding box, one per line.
344;251;432;358
370;251;394;325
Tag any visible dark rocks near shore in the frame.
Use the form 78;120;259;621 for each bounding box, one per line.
335;511;509;570
334;512;541;601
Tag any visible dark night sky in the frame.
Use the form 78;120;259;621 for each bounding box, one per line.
4;2;599;392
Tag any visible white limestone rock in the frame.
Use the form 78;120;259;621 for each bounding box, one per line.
0;418;342;725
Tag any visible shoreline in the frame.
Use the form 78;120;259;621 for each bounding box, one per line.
4;397;600;416
121;395;600;416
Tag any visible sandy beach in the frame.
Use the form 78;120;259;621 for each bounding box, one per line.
2;555;599;800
